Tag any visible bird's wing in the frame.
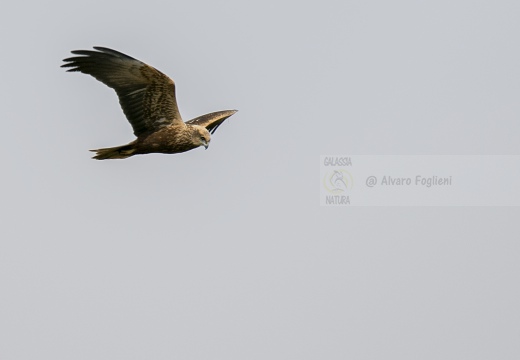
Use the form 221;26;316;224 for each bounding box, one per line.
62;47;183;136
185;110;238;134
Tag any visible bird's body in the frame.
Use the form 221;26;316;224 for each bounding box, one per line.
92;124;211;160
61;47;237;160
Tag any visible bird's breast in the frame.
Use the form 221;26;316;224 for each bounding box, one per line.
135;125;196;154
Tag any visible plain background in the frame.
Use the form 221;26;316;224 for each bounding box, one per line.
1;0;519;359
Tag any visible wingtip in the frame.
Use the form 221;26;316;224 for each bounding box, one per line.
225;109;238;116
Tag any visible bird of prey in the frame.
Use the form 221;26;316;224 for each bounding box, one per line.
61;47;237;160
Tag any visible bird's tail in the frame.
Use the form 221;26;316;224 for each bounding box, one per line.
90;144;136;160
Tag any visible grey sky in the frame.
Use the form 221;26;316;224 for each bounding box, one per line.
1;0;519;359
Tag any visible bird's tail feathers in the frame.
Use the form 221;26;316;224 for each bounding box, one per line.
90;144;136;160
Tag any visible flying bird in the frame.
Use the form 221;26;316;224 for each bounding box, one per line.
61;47;237;160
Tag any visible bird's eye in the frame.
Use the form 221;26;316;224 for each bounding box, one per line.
200;136;205;141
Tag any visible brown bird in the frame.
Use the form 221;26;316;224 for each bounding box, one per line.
61;47;237;160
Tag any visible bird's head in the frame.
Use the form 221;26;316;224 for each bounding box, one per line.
191;125;211;150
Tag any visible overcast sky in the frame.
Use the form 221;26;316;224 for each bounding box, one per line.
1;0;519;359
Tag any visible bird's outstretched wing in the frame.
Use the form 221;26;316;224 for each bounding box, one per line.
62;47;183;136
185;110;238;134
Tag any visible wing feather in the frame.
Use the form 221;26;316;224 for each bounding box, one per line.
61;47;183;136
185;110;238;134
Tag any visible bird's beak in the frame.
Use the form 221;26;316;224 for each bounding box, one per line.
202;140;209;150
